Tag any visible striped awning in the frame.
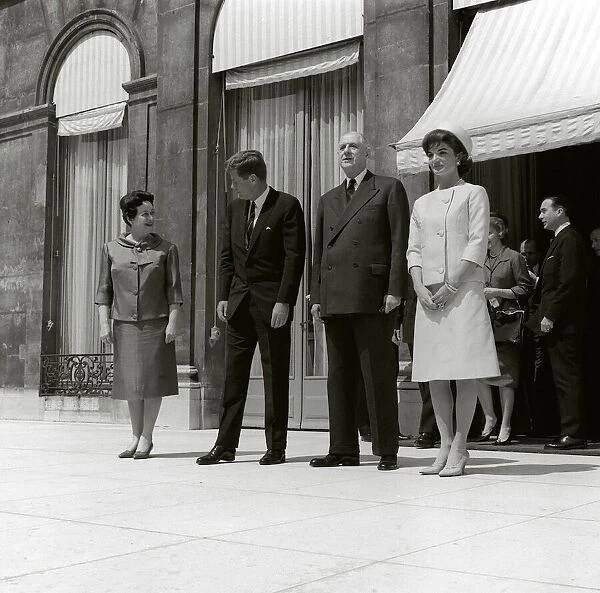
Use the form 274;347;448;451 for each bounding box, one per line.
213;0;363;73
394;0;600;173
53;31;130;134
453;0;497;8
225;39;360;90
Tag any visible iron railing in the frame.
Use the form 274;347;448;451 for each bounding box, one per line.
40;354;113;397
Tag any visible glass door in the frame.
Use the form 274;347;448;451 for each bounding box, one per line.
225;65;363;430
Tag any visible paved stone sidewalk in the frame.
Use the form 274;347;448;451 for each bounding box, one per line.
2;420;600;593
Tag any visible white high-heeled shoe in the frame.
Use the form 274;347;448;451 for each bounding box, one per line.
439;450;470;477
420;447;450;475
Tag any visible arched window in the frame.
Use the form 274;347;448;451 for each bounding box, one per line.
53;31;131;354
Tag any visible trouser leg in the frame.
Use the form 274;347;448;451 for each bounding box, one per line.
323;316;360;456
353;314;399;456
215;304;258;448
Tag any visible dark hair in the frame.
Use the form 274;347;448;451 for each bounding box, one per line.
120;190;154;225
422;129;473;178
489;211;509;243
225;150;267;181
545;193;573;218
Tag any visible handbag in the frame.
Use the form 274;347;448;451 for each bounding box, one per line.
490;307;525;344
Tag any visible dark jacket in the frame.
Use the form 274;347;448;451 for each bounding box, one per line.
484;247;534;310
310;170;409;315
218;188;306;321
526;225;586;335
95;234;183;321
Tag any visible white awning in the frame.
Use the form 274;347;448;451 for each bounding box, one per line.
57;102;126;136
393;0;600;173
225;40;360;90
453;0;497;8
213;0;363;73
53;31;130;135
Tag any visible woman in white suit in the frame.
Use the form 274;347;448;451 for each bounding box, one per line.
407;124;499;477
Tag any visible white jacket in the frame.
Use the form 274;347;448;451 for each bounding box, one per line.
407;182;489;286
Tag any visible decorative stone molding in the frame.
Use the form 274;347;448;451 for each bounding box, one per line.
123;74;158;105
0;104;57;140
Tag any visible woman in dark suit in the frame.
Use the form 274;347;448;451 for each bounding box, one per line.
476;213;534;445
95;190;183;459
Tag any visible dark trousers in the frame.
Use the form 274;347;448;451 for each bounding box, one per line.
408;343;437;435
216;300;291;450
546;331;585;438
356;371;370;437
324;313;399;456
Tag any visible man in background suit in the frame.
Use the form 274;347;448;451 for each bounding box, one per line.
197;150;306;466
309;131;409;471
527;195;587;450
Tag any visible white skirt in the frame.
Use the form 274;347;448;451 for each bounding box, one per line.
412;281;500;382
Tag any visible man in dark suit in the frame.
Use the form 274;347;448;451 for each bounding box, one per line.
197;150;306;466
527;195;587;450
309;131;409;471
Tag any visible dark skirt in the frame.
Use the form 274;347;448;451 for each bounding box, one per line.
112;318;178;400
482;342;521;389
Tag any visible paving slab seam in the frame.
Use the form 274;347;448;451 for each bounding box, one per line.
206;536;373;562
0;480;172;503
387;559;600;591
0;537;198;582
0;510;228;540
376;514;539;561
505;475;600;489
272;558;384;593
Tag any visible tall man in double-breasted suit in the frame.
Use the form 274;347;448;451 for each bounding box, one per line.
527;195;587;450
309;132;409;471
197;150;306;466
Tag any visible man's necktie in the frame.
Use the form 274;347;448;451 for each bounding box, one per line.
245;200;256;249
346;178;356;202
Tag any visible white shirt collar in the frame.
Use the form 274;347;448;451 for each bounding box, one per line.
250;185;270;222
346;169;368;190
555;221;570;236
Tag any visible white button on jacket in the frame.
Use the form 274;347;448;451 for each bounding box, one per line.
407;182;489;287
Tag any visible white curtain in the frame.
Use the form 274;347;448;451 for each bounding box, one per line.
58;127;127;354
227;64;363;377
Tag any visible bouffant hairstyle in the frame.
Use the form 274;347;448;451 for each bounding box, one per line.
120;190;154;226
489;212;509;244
422;129;473;178
225;150;267;181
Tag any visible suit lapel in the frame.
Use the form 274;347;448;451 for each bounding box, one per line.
540;233;561;271
329;171;379;245
246;188;278;254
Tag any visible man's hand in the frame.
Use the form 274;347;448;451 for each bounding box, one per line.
384;294;402;314
217;301;228;323
271;302;290;329
311;303;322;323
540;316;554;334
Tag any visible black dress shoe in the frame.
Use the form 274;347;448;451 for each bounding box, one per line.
360;431;372;442
414;432;436;449
544;436;588;450
399;432;411;441
259;449;285;465
377;455;399;471
309;453;360;467
196;445;236;465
